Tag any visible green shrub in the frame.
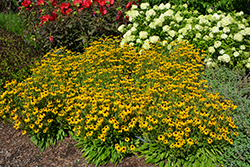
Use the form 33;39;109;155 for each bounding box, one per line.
0;26;45;96
118;2;250;77
16;0;139;56
0;35;239;166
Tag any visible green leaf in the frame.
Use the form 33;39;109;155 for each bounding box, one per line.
194;160;200;167
159;161;165;167
159;152;166;160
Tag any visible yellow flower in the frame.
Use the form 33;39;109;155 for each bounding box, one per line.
228;139;233;144
184;127;191;133
125;137;130;142
158;135;165;141
217;135;222;140
22;130;26;135
163;140;168;144
116;146;122;152
207;138;213;144
121;146;127;153
130;145;135;150
168;133;172;138
30;124;34;129
170;143;175;149
34;129;39;133
187;138;194;146
233;132;238;136
47;119;53;123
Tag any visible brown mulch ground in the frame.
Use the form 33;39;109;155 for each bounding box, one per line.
0;120;157;167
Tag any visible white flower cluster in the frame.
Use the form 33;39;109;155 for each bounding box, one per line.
118;2;250;69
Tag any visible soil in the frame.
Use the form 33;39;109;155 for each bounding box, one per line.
0;120;157;167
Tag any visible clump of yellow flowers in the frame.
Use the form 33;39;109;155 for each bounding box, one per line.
0;35;238;158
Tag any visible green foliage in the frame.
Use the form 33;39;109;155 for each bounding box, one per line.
0;0;21;14
17;0;137;56
168;0;250;17
199;64;250;167
0;27;45;96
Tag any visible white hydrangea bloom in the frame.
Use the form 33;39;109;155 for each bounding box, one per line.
211;26;220;33
184;24;191;31
164;9;174;17
130;26;137;32
154;18;163;27
233;51;240;57
219;49;225;54
203;35;209;41
153;5;159;10
123;30;132;39
178;28;187;36
165;3;171;9
199;18;209;25
239;30;246;36
120;41;125;47
175;16;183;23
136;39;142;43
161;40;168;46
142;39;150;49
140;3;150;10
208;46;215;53
246;63;250;69
221;34;228;39
149;36;160;43
196;33;202;39
212;13;221;20
234;33;243;42
149;22;157;29
195;24;203;31
183;4;188;8
139;31;148;39
206;61;213;67
146;16;151;21
244;28;250;35
218;56;223;62
118;24;125;33
214;41;222;48
133;23;139;28
209;32;214;38
146;9;156;17
238;24;246;29
131;5;137;10
222;54;230;63
129;42;134;46
231;47;236;51
223;27;230;33
171;5;176;9
168;30;176;38
158;3;166;10
126;10;140;22
162;25;170;32
167;44;172;50
207;8;213;13
240;45;246;50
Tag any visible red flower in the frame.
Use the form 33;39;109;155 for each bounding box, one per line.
49;36;54;43
49;0;58;7
115;10;122;20
60;2;71;15
78;7;84;12
50;9;58;21
37;0;46;6
22;0;31;7
83;0;92;8
126;2;132;9
66;8;73;16
40;14;51;24
99;6;107;15
73;0;83;7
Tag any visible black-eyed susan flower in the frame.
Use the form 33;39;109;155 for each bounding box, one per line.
121;146;127;153
163;140;168;144
34;129;39;133
29;124;34;129
125;137;130;142
207;138;213;144
228;139;233;144
184;127;191;133
21;130;26;135
217;135;222;140
170;143;175;149
158;135;165;141
233;132;238;136
168;133;172;138
130;145;135;150
187;138;194;146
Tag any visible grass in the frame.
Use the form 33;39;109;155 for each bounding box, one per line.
1;7;250;167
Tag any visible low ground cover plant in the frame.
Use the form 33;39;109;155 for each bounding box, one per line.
118;2;250;77
0;36;240;166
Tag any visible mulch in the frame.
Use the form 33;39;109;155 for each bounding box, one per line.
0;120;157;167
